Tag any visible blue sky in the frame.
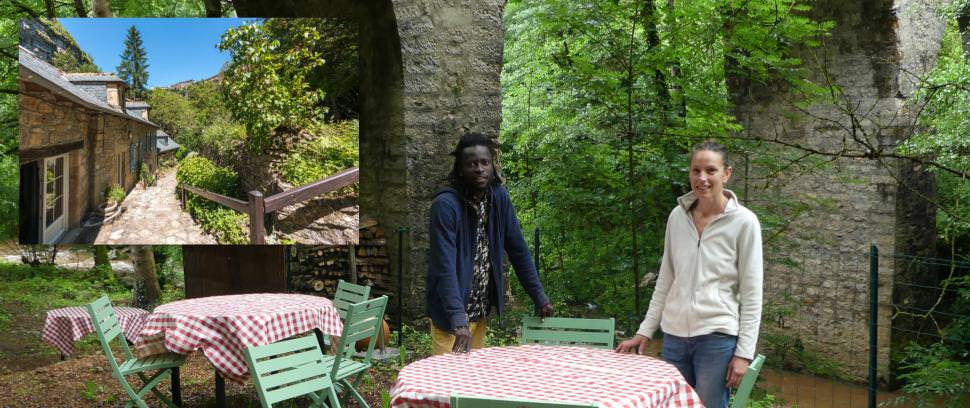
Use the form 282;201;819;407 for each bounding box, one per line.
58;18;260;88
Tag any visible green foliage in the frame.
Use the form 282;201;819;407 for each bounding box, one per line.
175;146;189;161
138;163;154;187
175;155;247;244
218;20;327;151
152;245;182;290
116;25;150;100
51;50;100;73
891;274;970;406
146;88;194;139
501;0;830;334
108;0;205;17
261;18;359;120
900;21;970;256
105;184;126;204
279;120;359;186
0;155;17;240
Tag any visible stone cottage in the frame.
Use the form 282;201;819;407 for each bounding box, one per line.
18;46;159;244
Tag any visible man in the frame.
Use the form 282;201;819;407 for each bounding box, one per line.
426;132;554;355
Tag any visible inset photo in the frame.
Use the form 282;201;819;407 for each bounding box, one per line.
18;18;359;245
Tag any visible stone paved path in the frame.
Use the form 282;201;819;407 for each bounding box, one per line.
94;167;216;244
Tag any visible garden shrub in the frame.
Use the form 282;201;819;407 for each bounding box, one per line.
138;163;154;187
175;155;247;244
279;120;359;187
175;146;189;161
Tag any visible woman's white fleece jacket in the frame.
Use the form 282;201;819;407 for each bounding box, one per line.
636;190;763;360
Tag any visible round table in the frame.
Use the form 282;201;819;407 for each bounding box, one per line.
390;345;701;408
42;306;148;358
133;293;343;384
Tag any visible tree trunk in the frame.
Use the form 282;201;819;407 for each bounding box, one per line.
958;3;970;59
131;245;161;309
73;0;87;16
43;0;56;17
94;246;114;282
92;0;112;17
204;0;222;17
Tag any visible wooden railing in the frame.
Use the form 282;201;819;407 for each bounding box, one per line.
180;167;359;244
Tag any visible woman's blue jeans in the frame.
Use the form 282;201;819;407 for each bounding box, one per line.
661;332;737;408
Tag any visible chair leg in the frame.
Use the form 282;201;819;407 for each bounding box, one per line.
341;376;369;408
171;367;181;407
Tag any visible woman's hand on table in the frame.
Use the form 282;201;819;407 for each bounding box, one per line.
615;334;650;355
726;356;750;388
452;326;471;354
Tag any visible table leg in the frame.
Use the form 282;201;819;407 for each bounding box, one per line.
215;370;226;408
314;328;327;354
171;367;181;406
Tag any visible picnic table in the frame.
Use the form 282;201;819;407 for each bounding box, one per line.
42;305;148;358
390;344;702;408
132;293;343;407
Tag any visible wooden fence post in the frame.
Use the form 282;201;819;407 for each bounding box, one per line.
248;190;265;244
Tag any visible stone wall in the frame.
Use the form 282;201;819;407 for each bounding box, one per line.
728;0;944;381
19;82;91;231
19;19;91;65
388;0;508;321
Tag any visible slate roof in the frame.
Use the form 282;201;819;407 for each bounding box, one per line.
19;46;157;128
156;131;180;153
65;72;125;83
126;100;149;108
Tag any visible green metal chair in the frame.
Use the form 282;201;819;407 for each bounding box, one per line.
519;316;616;349
244;334;342;408
86;295;185;408
730;354;766;408
333;280;371;321
324;295;388;407
450;392;598;407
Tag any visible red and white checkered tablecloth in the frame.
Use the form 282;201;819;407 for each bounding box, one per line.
42;306;149;357
132;293;342;384
390;345;702;408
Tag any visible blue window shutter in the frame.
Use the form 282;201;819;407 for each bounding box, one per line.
129;144;135;173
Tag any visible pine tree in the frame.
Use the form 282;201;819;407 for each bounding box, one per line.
117;25;149;100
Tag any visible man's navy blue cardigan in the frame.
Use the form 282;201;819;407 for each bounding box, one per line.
426;185;550;331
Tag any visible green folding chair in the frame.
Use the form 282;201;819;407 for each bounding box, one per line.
333;280;371;320
324;295;388;407
244;334;342;408
730;354;766;408
87;295;185;408
519;316;616;349
323;280;373;348
450;392;598;408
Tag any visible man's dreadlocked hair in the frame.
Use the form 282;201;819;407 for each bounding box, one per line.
447;132;504;189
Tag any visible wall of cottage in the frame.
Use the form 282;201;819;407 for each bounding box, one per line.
20;81;158;232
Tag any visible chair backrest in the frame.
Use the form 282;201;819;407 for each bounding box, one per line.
86;294;134;374
332;296;388;371
520;316;615;349
334;280;371;320
451;392;597;408
730;354;766;408
245;334;339;408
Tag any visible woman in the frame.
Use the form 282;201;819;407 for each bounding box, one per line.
616;141;763;408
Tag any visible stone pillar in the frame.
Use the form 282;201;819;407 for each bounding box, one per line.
728;0;944;381
390;0;508;319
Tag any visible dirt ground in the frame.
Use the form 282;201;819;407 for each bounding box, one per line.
0;350;399;407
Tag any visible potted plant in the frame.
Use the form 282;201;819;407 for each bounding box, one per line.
97;184;125;217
